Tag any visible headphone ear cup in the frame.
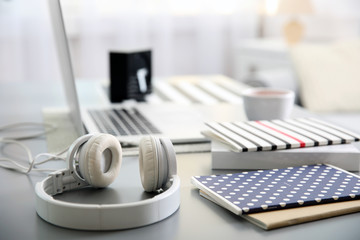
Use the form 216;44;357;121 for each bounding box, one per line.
78;134;122;188
159;137;177;182
139;136;158;192
140;136;166;192
139;136;173;192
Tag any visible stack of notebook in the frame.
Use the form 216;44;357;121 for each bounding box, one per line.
192;164;360;230
202;117;360;171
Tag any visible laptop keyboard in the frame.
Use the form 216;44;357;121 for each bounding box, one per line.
88;108;161;136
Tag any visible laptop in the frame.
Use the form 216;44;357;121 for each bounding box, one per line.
48;0;246;146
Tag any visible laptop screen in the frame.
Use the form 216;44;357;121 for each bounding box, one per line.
48;0;85;137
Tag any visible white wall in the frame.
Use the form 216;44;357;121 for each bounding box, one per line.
0;0;60;82
0;0;359;83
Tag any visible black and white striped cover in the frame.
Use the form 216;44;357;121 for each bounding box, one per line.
205;118;360;152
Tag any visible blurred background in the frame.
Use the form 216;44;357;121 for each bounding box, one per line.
0;0;359;84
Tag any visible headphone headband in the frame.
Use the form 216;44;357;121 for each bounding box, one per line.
35;175;180;230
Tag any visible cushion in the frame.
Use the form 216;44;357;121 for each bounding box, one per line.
290;39;360;112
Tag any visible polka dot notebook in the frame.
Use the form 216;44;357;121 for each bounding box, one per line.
191;164;360;215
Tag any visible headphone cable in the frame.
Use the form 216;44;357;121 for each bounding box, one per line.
0;122;67;173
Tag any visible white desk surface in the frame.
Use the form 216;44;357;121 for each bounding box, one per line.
1;80;360;240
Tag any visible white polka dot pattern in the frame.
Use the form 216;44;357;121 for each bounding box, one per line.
192;164;360;214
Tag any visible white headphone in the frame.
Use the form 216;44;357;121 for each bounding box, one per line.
35;133;180;230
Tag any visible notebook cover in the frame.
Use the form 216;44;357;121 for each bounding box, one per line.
199;190;360;230
204;118;360;152
191;164;360;215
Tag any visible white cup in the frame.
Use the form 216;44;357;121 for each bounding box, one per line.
242;88;295;121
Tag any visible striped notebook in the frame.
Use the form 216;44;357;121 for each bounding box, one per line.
204;118;360;152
